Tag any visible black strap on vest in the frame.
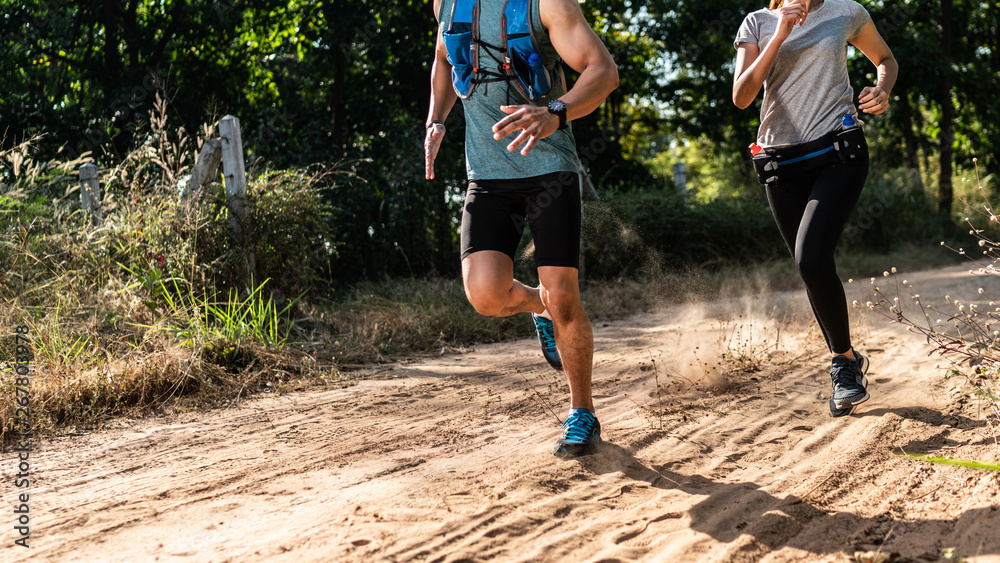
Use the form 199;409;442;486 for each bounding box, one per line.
446;0;563;103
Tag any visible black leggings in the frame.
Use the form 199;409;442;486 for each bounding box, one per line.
765;158;869;354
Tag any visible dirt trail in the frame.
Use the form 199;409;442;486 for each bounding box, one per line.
3;265;1000;562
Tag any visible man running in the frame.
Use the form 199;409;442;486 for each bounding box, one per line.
424;0;618;457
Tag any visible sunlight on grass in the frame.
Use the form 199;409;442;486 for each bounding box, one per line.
897;452;1000;473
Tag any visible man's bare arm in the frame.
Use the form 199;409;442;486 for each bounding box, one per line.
491;0;619;155
425;0;458;179
540;0;619;123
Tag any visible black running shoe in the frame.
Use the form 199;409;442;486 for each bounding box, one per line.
553;408;602;458
532;313;563;371
829;350;870;417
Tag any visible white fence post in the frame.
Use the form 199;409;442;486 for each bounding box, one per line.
218;115;256;277
578;160;600;202
78;163;102;226
576;160;600;280
219;115;247;228
673;161;687;204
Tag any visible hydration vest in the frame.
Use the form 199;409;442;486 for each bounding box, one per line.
442;0;564;103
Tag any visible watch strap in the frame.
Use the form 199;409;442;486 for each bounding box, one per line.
548;101;567;130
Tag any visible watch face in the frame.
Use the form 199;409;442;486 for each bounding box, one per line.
549;100;566;113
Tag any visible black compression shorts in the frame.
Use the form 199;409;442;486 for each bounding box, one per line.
460;171;581;269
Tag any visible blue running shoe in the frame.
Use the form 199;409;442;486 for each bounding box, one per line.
553;408;602;458
829;350;870;417
532;313;563;371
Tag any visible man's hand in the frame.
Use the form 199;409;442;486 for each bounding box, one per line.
491;105;560;156
858;85;889;114
424;122;446;180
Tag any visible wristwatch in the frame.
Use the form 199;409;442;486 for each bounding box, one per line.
547;99;568;129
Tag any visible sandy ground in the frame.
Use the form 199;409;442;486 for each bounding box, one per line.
3;265;1000;562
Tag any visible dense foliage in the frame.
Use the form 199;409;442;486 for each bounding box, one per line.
2;0;997;285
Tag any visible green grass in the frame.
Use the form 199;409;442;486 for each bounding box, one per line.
897;452;1000;473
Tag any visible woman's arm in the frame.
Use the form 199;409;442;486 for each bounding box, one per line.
849;19;897;115
732;0;807;109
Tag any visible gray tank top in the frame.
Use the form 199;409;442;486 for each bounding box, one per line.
438;0;580;180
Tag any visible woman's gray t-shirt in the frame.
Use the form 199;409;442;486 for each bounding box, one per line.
734;0;870;148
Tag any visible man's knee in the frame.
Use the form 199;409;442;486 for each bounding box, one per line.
540;280;582;322
464;278;508;317
462;252;516;317
467;293;506;317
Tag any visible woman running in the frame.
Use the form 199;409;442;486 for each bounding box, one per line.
733;0;897;416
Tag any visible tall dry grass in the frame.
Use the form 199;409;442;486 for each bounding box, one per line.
0;109;340;443
861;159;1000;441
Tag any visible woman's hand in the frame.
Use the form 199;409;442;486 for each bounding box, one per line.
776;0;808;39
733;0;813;109
858;85;889;114
849;20;897;115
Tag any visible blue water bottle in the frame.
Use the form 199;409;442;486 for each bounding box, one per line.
837;112;863;161
527;52;551;100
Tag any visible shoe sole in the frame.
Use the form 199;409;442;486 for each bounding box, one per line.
539;347;563;371
830;388;868;416
552;417;602;458
552;438;601;458
830;353;870;417
833;385;869;407
856;353;870;375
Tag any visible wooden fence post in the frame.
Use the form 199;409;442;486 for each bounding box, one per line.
78;163;102;226
183;139;223;201
218;115;256;277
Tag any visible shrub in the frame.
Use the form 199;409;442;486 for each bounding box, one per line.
583;188;784;277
